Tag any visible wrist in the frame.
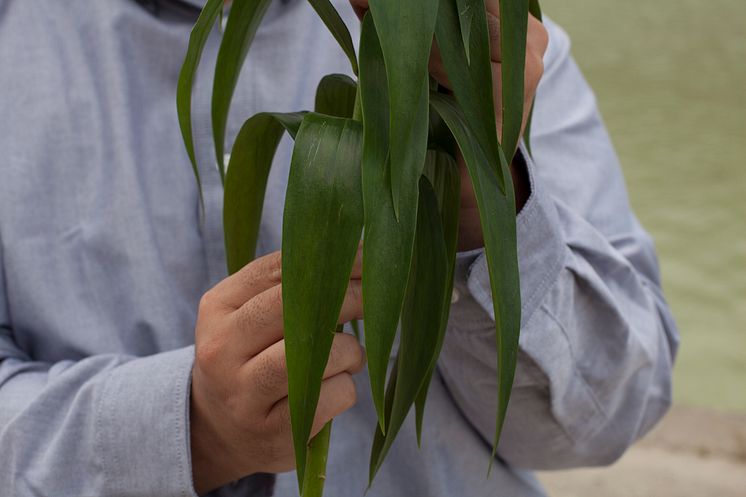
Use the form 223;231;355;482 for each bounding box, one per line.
190;378;247;495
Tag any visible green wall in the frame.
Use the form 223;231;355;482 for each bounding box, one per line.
541;0;746;411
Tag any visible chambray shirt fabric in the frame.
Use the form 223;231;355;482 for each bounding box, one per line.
0;0;679;496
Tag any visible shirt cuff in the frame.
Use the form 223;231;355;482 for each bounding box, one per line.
96;346;198;496
462;143;566;328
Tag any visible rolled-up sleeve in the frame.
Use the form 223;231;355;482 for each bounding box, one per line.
0;230;199;496
0;328;199;496
437;18;679;470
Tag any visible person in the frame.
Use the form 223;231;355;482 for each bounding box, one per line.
0;0;678;496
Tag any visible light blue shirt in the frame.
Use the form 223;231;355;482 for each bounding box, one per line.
0;1;678;496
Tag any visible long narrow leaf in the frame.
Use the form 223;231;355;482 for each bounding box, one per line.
434;0;505;192
176;0;223;203
307;0;359;75
367;0;438;218
369;176;449;482
282;114;364;488
224;112;304;274
498;0;530;161
456;0;475;64
212;0;272;181
359;13;418;430
414;150;461;445
430;92;521;465
315;74;357;118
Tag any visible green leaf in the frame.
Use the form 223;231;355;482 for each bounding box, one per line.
301;420;333;497
358;13;418;431
176;0;223;205
499;0;530;161
456;0;475;64
369;176;450;482
367;0;438;218
223;112;304;275
430;92;521;466
307;0;359;75
524;0;543;157
414;150;461;445
529;0;543;20
434;0;505;192
282;113;364;488
212;0;272;182
315;74;358;118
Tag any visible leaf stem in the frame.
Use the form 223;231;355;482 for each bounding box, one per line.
301;421;333;497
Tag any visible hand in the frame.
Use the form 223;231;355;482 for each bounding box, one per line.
348;0;548;251
190;251;365;495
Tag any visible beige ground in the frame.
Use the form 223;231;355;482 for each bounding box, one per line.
538;405;746;497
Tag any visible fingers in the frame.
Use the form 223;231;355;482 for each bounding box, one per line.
230;277;364;359
348;0;368;20
309;373;358;436
205;242;362;315
429;12;547;94
248;333;364;408
208;251;283;310
528;15;549;56
266;372;358;439
486;10;502;62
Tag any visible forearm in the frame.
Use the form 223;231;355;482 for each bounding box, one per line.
439;144;678;468
0;338;198;497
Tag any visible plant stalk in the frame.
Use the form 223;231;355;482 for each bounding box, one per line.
301;420;333;497
300;323;345;496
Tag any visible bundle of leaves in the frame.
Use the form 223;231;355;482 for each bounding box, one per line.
177;0;541;495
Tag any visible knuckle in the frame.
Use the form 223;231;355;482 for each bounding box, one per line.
537;25;550;53
267;403;292;438
346;281;364;318
486;12;501;45
234;299;261;333
195;336;222;368
250;352;286;397
335;334;364;372
198;289;220;315
339;374;357;410
258;251;282;284
349;280;363;306
269;286;284;311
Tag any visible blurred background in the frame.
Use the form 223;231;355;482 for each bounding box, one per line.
536;0;746;495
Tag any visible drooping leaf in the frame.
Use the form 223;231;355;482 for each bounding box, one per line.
434;0;505;192
498;0;530;161
176;0;223;204
307;0;359;75
369;176;449;482
282;113;364;488
430;92;521;466
359;13;418;430
315;74;357;118
524;0;543;157
368;359;398;488
414;150;461;445
367;0;438;218
212;0;272;181
224;112;304;275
